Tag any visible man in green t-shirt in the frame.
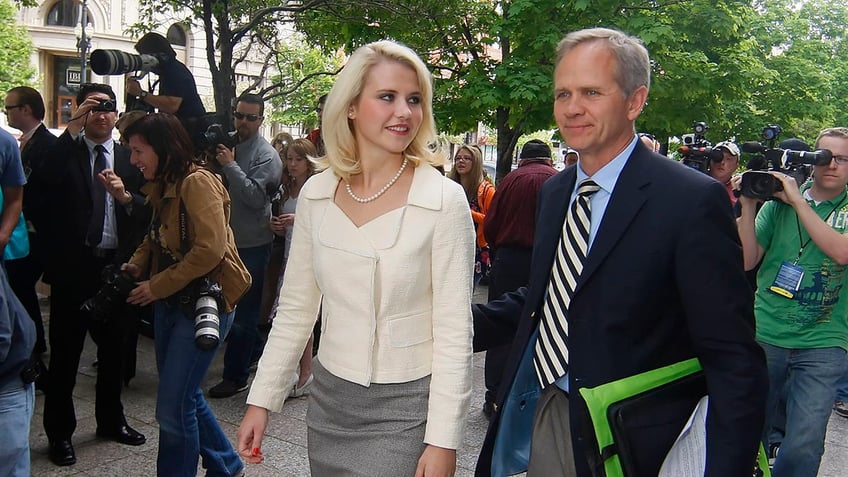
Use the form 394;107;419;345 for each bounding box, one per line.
736;127;848;477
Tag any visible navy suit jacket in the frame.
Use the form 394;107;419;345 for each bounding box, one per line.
474;141;767;476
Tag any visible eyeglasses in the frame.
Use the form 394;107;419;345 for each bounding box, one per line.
832;155;848;165
454;155;473;162
233;112;261;121
2;105;24;114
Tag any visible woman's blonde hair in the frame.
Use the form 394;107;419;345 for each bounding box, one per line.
318;40;442;180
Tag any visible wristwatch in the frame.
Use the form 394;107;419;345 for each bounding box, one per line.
138;91;148;101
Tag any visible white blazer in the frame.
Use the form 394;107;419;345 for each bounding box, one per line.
247;163;475;449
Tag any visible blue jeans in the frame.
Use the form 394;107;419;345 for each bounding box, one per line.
223;244;270;385
0;383;34;477
836;354;848;402
154;301;242;477
760;342;845;477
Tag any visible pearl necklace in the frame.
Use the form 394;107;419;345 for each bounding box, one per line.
345;158;409;203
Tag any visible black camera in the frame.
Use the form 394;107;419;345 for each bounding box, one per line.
678;121;722;173
81;265;137;322
91;99;117;113
198;123;238;152
191;277;224;351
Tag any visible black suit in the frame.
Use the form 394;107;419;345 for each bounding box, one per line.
5;123;56;354
474;142;768;476
40;131;149;441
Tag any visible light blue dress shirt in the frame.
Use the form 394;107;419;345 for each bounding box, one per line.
554;135;639;392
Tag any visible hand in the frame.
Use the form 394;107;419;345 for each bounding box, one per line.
120;263;142;279
731;173;762;211
279;213;295;228
126;78;142;97
98;169;132;204
237;405;270;464
768;170;803;206
414;445;456;477
270;215;286;236
126;280;155;306
214;144;235;165
71;96;103;122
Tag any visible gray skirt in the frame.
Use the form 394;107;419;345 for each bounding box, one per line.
306;360;430;476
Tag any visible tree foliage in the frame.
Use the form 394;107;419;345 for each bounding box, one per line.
131;0;405;125
296;0;767;178
0;0;37;93
131;0;848;170
264;35;342;132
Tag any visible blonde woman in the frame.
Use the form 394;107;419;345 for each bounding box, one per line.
237;40;474;476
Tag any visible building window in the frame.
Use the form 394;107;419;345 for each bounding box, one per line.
45;0;93;28
167;24;187;47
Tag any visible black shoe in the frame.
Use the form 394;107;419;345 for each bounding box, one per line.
48;439;76;466
209;379;249;398
96;424;146;446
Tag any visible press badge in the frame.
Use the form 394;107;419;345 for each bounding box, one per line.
768;261;804;299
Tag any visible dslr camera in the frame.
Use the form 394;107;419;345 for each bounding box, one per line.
677;121;723;173
738;124;832;200
81;265;137;322
198;123;238;152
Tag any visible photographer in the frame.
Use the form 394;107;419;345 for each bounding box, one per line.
124;33;205;125
711;141;740;204
120;113;250;477
208;93;282;399
735;127;848;476
40;83;149;467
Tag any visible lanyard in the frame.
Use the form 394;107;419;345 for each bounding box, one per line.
793;195;848;263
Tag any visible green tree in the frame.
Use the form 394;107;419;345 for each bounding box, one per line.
0;0;36;93
264;36;342;133
297;0;763;180
131;0;400;121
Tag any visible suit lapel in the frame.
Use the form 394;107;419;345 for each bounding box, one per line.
578;149;651;288
528;169;576;310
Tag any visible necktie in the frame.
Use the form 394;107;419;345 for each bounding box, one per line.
87;144;107;247
534;179;600;387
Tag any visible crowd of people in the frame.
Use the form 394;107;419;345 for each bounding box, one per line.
1;25;847;477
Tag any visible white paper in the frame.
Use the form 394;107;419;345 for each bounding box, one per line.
659;395;709;477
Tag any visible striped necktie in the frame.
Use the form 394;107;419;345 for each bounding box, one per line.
534;179;600;387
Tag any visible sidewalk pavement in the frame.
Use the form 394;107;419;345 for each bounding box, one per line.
28;287;848;476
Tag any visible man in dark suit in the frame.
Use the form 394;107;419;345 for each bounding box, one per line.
473;28;767;476
40;83;149;466
3;86;57;360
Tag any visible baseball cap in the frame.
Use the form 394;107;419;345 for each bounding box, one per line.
715;141;740;157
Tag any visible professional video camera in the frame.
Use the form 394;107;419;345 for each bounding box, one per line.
738;125;832;200
677;121;723;173
81;265;137;322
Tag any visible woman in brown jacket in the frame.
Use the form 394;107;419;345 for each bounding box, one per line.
120;113;250;477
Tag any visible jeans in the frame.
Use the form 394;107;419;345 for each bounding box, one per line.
836;354;848;402
760;342;846;477
0;383;34;477
223;244;270;385
154;301;242;477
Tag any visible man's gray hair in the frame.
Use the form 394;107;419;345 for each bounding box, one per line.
556;27;651;97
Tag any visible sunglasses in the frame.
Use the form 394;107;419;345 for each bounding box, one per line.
233;112;262;122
